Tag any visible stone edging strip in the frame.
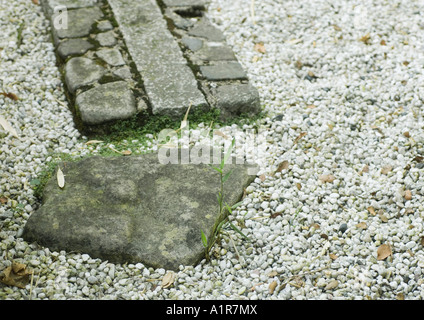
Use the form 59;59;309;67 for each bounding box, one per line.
40;0;261;132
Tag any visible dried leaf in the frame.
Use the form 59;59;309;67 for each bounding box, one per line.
413;156;424;163
325;280;338;290
380;39;386;45
214;130;229;139
267;270;278;277
269;280;277;294
0;115;19;138
270;212;282;219
180;103;192;131
121;150;132;156
0;92;19;101
360;33;371;44
31;0;39;4
356;222;367;229
377;244;392;261
381;165;392;175
161;271;175;289
293;132;307;144
319;174;335;183
306;104;316;109
333;24;342;31
276;160;289;173
295;60;303;69
421;236;424;247
403;131;410;138
296;183;302;190
0;197;7;205
396;293;404;300
329;253;338;260
254;42;266;54
85;140;103;145
404;190;412;200
0;262;32;288
359;164;369;175
367;206;376;216
57;167;65;189
259;174;266;182
379;212;388;223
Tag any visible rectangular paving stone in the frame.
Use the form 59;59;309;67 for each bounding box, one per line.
162;0;206;8
108;0;207;118
41;0;99;16
200;62;247;81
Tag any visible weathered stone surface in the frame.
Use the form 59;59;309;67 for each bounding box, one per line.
95;48;125;66
51;7;103;44
22;150;258;270
41;0;99;16
113;66;132;80
213;84;261;118
64;57;106;94
75;81;136;125
200;62;247;81
108;0;207;118
192;44;237;62
164;8;194;30
162;0;206;8
181;36;203;52
96;30;117;47
97;20;114;32
57;38;94;60
188;19;225;42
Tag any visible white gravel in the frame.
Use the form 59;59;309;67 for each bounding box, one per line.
1;0;424;300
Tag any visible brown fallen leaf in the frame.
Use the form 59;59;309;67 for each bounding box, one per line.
319;174;335;183
295;60;303;69
380;39;386;45
296;183;302;190
404;190;412;200
259;174;266;182
381;165;392;175
403;131;410;138
325;280;338;290
359;164;369;175
293;132;307;144
379;211;388;223
0;92;19;101
254;42;266;54
396;293;405;300
121;150;132;156
377;243;392;261
31;0;39;4
360;33;371;44
269;280;277;294
367;206;376;216
329;253;338;260
413;156;424;163
267;270;278;277
276;160;289;173
270;212;282;219
356;222;367;229
0;262;33;288
0;197;7;205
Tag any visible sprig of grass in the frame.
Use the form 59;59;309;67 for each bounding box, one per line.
201;138;250;261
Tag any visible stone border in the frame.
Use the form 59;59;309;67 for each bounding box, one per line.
41;0;261;133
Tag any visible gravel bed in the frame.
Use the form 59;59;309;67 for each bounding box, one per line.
1;0;424;300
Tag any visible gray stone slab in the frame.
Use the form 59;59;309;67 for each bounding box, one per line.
188;18;225;42
97;20;113;32
96;30;117;47
113;66;132;80
108;0;207;118
181;36;203;52
193;44;237;62
22;150;258;270
162;0;206;8
51;6;103;43
200;62;247;81
57;38;94;59
64;57;106;94
213;84;261;118
95;48;125;66
75;81;137;125
41;0;99;17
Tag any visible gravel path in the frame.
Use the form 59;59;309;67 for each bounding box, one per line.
1;0;424;300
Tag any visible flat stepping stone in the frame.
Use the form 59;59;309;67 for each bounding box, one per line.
64;57;106;94
22;150;257;270
108;0;208;118
57;38;94;60
200;62;248;81
95;48;125;67
75;81;136;125
213;84;261;118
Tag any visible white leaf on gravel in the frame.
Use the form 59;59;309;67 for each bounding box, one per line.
0;115;19;138
57;167;65;189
